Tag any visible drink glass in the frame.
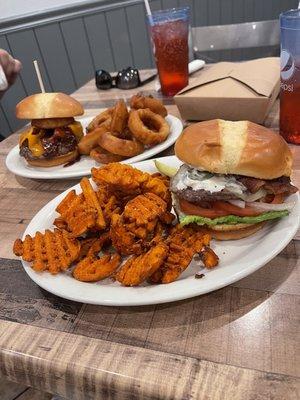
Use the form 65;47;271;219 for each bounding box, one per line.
147;7;190;97
280;9;300;144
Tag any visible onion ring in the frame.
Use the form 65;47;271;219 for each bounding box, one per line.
86;108;113;132
110;99;129;135
78;124;109;155
128;108;170;145
130;94;167;117
98;131;144;157
90;146;125;164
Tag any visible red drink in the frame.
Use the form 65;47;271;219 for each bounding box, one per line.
280;62;300;144
280;10;300;144
148;8;189;97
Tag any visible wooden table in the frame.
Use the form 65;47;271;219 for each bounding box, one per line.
0;70;299;400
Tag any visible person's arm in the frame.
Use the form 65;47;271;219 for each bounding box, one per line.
0;49;22;99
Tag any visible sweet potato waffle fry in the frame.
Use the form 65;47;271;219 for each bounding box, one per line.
55;190;97;237
55;178;106;236
149;227;218;284
110;193;171;255
80;177;105;229
92;163;171;206
13;162;219;286
73;253;121;282
13;229;80;274
115;243;168;286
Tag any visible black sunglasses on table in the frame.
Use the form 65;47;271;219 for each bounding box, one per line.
95;67;156;90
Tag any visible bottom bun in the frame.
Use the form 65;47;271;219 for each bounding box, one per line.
26;150;78;167
207;222;266;240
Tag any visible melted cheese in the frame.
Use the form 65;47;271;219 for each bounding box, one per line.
19;121;83;158
68;121;83;141
19;128;44;157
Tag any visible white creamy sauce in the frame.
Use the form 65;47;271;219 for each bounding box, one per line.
175;168;246;194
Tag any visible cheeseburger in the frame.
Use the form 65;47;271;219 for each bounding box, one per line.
16;93;84;167
171;120;298;240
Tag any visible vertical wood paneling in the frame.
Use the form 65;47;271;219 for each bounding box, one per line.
194;0;208;26
208;0;221;25
6;29;52;95
220;0;232;24
34;23;76;92
84;13;115;72
60;18;94;87
0;35;27;131
244;0;255;22
150;0;163;12
125;4;152;68
178;0;194;26
105;9;133;69
162;0;178;9
0;104;11;138
231;0;244;23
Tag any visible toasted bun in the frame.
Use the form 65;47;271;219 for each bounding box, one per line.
32;117;74;129
175;120;292;179
16;93;84;119
207;222;266;240
25;150;78;168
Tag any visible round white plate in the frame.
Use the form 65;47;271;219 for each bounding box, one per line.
20;155;300;306
6;115;183;180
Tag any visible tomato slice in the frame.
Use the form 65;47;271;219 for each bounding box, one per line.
179;199;228;218
213;201;262;216
179;199;263;218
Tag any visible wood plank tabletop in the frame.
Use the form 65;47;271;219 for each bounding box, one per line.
0;68;299;400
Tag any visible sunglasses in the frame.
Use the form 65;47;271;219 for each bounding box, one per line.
95;67;156;90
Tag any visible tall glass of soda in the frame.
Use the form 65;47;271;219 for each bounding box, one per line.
280;9;300;144
147;7;190;97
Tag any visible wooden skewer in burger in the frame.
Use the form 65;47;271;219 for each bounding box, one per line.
16;60;84;167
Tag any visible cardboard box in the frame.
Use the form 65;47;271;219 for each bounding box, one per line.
174;57;280;124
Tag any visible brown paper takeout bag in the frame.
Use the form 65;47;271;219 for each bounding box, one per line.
174;57;280;124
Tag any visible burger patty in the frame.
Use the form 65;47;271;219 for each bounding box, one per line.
20;128;78;160
174;188;241;203
171;165;298;204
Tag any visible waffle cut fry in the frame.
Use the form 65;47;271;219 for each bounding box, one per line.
55;178;105;236
149;227;216;284
115;242;168;286
110;193;171;256
73;253;121;282
13;229;80;274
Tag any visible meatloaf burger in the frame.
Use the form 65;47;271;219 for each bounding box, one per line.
171;119;298;240
16;93;84;167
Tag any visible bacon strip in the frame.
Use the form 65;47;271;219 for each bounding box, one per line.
237;176;297;196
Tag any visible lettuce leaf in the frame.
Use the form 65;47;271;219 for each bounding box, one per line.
179;210;289;226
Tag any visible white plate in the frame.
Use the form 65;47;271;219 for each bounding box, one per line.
6;115;183;180
20;155;300;306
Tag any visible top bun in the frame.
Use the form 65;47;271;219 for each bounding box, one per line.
175;119;292;179
16;93;84;119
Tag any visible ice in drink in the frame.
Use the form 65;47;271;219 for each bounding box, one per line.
148;8;189;97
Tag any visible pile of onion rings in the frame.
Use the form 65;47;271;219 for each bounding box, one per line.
77;95;170;164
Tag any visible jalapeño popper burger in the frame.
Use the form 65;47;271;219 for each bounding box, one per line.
171;120;298;240
16;93;84;167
